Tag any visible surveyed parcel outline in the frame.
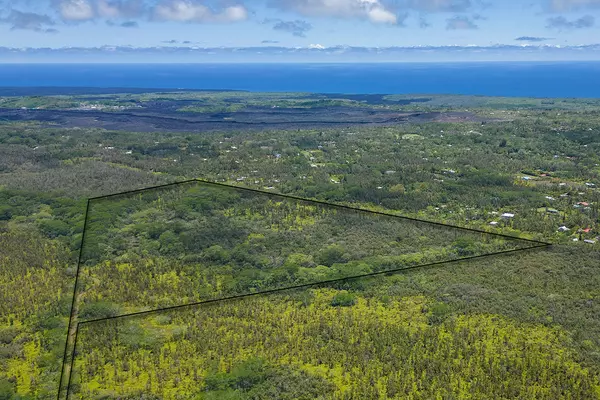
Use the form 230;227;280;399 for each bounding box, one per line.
57;178;552;399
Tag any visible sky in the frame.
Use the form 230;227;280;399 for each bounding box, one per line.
1;0;600;61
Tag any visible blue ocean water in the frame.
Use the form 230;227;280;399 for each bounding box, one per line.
1;62;599;98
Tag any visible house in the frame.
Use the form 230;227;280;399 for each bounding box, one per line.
545;196;555;201
489;221;499;226
581;228;592;233
558;226;570;232
501;213;515;218
584;239;596;244
547;208;559;214
577;202;590;207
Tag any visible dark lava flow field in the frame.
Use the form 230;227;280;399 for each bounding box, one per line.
0;104;490;133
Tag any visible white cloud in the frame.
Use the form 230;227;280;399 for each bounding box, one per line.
272;0;398;24
309;43;325;49
97;0;143;18
403;0;472;12
548;0;600;11
59;0;94;20
51;0;143;22
220;5;247;22
368;4;397;23
546;14;594;29
153;0;247;23
97;0;122;18
0;10;56;32
446;15;478;29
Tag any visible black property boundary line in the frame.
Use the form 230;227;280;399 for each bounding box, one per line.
57;199;90;400
66;244;549;400
59;178;552;399
65;244;551;399
82;243;550;326
90;178;548;246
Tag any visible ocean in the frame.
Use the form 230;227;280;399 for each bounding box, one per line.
1;62;599;98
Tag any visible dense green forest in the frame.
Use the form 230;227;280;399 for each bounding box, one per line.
73;286;598;399
1;91;600;399
75;180;534;319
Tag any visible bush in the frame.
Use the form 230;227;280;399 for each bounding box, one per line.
36;218;71;238
158;230;184;255
330;291;356;307
98;394;162;400
202;245;230;263
316;244;347;266
0;327;19;345
0;378;15;400
452;237;478;256
204;358;267;392
78;301;121;320
284;253;315;269
428;302;452;325
0;205;11;221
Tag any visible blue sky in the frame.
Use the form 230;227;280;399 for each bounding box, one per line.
1;0;600;61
